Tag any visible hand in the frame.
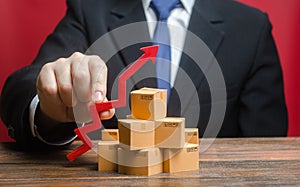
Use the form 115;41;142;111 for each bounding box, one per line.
36;52;114;123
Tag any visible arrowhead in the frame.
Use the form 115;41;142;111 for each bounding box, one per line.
140;45;159;64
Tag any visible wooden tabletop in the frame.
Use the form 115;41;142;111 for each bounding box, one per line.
1;138;300;186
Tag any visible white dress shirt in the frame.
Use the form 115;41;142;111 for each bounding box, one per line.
142;0;195;87
30;0;195;145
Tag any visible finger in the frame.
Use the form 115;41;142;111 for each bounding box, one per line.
99;98;115;120
71;52;91;103
37;63;68;120
99;108;115;120
89;55;107;103
37;63;62;106
73;101;91;123
54;58;76;107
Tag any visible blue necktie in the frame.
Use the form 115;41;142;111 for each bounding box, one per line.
151;0;182;101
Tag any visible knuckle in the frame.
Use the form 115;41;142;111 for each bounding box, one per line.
91;55;102;61
91;55;104;64
41;84;57;95
71;52;83;58
56;57;66;63
90;56;107;71
59;83;73;94
41;63;52;73
73;69;89;81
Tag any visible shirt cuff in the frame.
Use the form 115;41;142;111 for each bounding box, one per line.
29;95;77;146
29;95;39;137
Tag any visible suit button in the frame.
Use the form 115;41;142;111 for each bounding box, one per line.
8;126;15;139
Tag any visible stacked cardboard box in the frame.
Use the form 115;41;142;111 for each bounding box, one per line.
98;88;199;176
98;141;119;171
101;129;119;141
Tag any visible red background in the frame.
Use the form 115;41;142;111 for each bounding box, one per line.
0;0;299;141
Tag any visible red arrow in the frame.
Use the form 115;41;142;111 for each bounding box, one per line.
95;45;159;111
66;104;100;161
67;45;159;161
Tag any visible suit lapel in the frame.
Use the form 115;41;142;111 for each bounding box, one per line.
108;0;156;90
106;0;225;117
169;0;225;116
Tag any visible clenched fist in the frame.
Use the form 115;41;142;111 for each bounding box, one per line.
36;52;114;123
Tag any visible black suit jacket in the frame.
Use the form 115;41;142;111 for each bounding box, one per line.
1;0;288;149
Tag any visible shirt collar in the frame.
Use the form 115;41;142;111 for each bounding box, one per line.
142;0;195;15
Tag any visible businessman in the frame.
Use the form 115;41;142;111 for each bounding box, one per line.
1;0;288;149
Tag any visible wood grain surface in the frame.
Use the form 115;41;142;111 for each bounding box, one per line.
0;138;300;186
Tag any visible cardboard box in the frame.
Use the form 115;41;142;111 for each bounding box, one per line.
118;147;163;176
118;119;155;150
101;129;119;141
155;117;185;148
185;128;198;144
163;144;199;173
126;114;135;119
98;141;119;171
131;88;167;120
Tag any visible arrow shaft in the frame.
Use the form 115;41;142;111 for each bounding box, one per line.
67;46;158;161
67;104;100;161
96;54;150;112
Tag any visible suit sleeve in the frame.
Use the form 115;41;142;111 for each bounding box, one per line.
0;0;88;149
239;14;288;136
